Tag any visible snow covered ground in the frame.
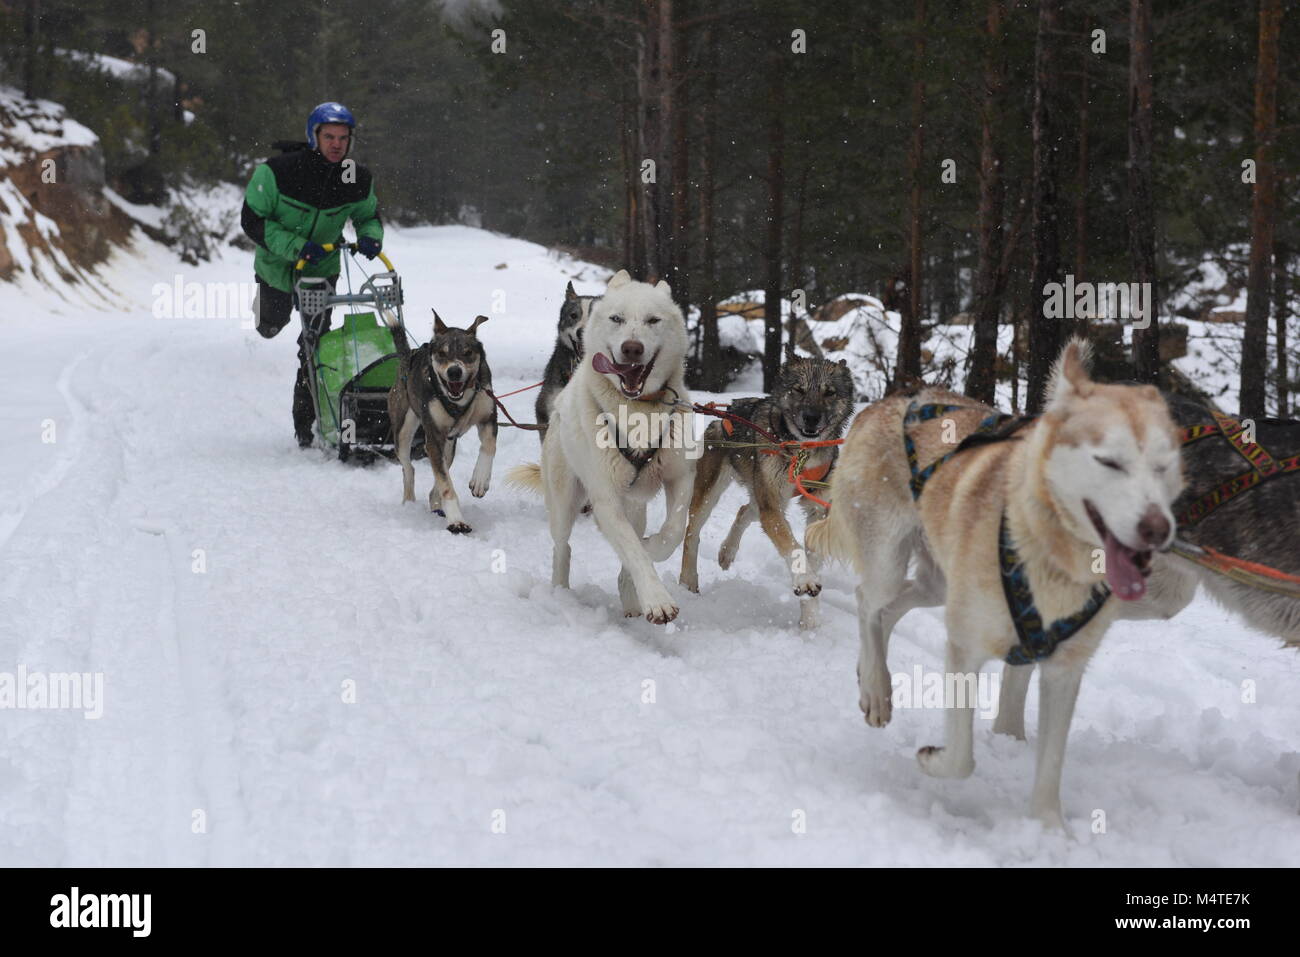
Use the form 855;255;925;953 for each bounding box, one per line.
2;223;1299;867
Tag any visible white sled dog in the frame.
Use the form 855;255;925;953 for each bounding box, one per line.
806;340;1184;827
508;270;695;623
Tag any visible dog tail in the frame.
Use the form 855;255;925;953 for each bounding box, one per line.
379;306;411;358
505;462;543;496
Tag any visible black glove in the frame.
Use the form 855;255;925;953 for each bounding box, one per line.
299;241;327;265
357;237;382;260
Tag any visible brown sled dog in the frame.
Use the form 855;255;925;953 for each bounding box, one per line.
382;309;498;534
679;346;855;630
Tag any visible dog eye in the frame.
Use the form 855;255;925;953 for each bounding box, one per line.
1094;456;1125;472
646;316;661;325
823;388;835;398
610;314;625;324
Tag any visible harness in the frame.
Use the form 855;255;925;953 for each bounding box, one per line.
903;400;1110;664
999;514;1111;665
610;401;674;485
718;415;834;489
1176;410;1300;526
903;401;1032;501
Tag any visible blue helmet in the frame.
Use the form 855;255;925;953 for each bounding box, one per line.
305;102;356;150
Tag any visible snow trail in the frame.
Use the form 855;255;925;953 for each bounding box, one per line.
1;225;1298;865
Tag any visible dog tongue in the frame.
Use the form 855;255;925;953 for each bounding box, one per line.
592;351;648;393
592;352;636;376
1104;532;1147;601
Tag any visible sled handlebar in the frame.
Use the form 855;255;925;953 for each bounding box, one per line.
294;241;394;273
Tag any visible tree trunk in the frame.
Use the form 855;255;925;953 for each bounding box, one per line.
1076;14;1090;285
1025;0;1064;413
966;0;1005;404
636;7;663;279
1275;237;1290;417
894;0;927;390
657;0;675;281
698;24;721;390
762;55;785;392
791;161;809;305
1242;0;1282;418
669;3;690;312
621;94;639;273
23;0;40;100
1129;0;1160;383
146;0;161;156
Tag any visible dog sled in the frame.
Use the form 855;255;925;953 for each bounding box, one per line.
294;241;421;463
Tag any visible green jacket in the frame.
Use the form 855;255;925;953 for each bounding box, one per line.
241;147;384;293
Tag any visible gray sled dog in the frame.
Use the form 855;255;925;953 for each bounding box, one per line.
995;390;1300;739
382;308;498;534
536;281;599;443
679;345;855;631
806;340;1184;827
508;269;695;624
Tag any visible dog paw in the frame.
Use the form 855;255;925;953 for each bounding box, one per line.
857;666;892;727
678;572;700;594
447;522;472;534
859;689;893;728
916;745;974;779
1031;807;1070;835
469;469;491;498
644;602;679;625
992;716;1027;741
791;571;822;597
402;493;415;504
717;542;738;570
433;508;446;517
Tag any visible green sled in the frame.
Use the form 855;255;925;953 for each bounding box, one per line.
312;311;400;449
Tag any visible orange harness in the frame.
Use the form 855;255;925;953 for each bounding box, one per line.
714;408;837;507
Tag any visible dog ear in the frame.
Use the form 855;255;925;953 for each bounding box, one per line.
607;269;632;290
1047;337;1095;410
655;279;672;297
468;315;489;336
838;358;849;367
565;281;577;301
432;310;448;335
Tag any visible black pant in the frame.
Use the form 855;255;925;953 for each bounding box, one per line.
253;276;336;439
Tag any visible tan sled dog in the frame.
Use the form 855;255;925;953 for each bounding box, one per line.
807;341;1184;826
508;270;695;624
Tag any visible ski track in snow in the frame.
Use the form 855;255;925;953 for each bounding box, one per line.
1;224;1299;866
